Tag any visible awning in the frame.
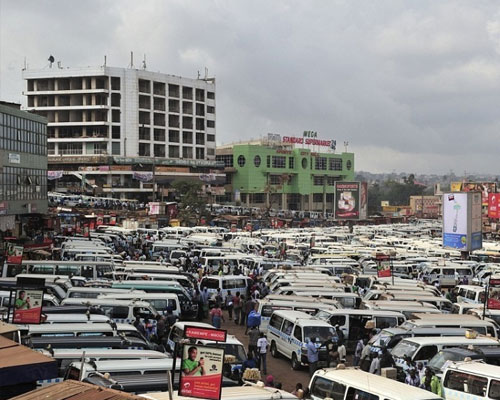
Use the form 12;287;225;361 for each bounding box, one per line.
0;336;57;386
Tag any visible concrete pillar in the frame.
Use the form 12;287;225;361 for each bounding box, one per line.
246;193;250;208
308;194;313;211
282;192;287;210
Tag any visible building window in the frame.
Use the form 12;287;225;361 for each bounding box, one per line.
207;106;215;114
271;156;286;168
112;125;120;139
327;176;339;186
207;148;215;156
207;120;215;128
169;84;180;97
182;131;193;144
254;155;261;167
313;176;325;186
270;175;281;185
315;157;327;170
139;143;150;157
346;160;352;170
196;132;205;145
207;91;215;99
183;146;193;159
216;154;233;167
169;130;180;143
139;127;150;141
111;142;120;155
207;134;215;142
154;144;165;157
154;129;166;142
182;87;193;100
111;77;121;91
237;155;246;167
329;158;342;171
169;145;180;158
267;155;271;168
289;157;295;169
302;158;308;169
195;147;205;160
196;88;205;102
313;193;323;202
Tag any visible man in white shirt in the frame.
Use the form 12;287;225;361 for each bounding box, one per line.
369;353;381;375
256;332;268;375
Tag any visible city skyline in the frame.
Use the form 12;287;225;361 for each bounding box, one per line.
2;0;500;174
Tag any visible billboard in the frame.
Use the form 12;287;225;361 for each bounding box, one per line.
12;289;44;324
442;192;482;251
6;244;23;264
360;182;368;220
487;278;500;310
179;344;224;400
489;193;500;219
462;182;496;207
377;261;391;278
335;182;360;220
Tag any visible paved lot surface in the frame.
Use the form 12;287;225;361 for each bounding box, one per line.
200;311;310;392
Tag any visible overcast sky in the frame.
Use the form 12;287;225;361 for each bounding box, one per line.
1;0;500;174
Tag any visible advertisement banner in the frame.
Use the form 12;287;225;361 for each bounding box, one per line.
489;193;500;219
12;289;44;324
443;193;468;249
6;244;24;264
377;261;392;278
179;344;224;400
184;326;227;342
360;182;368;220
335;182;360;220
462;182;496;207
450;182;463;192
149;202;160;215
47;170;64;180
488;278;500;310
132;171;153;182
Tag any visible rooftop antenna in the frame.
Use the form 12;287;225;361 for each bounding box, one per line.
48;55;55;68
129;51;134;68
197;70;200;79
204;67;208;79
142;54;147;70
103;55;107;67
57;61;62;69
344;141;349;152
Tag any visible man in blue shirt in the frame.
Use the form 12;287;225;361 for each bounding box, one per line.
306;337;319;376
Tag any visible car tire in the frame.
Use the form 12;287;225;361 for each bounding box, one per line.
292;353;300;370
271;341;278;358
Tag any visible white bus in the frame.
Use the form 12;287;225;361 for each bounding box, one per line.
442;361;500;400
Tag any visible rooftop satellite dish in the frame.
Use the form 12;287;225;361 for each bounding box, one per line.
48;55;55;68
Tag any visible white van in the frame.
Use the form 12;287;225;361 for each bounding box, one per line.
22;322;146;340
457;285;486;304
309;368;442;400
391;336;500;377
98;293;181;317
314;308;405;352
421;265;474;287
61;298;158;324
267;310;337;370
442;361;500;400
66;287;145;299
257;298;338;331
199;275;250;304
403;314;498;338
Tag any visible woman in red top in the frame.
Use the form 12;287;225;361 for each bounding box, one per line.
210;302;224;328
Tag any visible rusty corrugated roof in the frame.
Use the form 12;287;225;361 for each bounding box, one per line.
10;380;144;400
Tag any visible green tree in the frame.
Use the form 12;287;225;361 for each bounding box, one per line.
170;180;208;226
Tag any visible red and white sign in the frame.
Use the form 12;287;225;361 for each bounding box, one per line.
12;289;44;324
179;344;224;400
184;326;227;342
489;193;500;219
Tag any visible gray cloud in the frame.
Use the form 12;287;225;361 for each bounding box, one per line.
2;0;500;174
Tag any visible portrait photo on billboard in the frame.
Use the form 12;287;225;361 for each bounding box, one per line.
179;344;225;400
12;289;44;324
335;182;360;220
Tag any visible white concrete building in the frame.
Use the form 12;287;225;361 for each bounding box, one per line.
22;65;223;200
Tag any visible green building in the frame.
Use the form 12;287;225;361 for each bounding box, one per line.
216;140;354;212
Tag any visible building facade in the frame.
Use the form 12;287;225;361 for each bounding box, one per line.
409;195;441;218
216;140;355;212
0;103;48;233
22;65;223;200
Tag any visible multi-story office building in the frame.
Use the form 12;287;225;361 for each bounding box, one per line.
22;65;223;200
216;136;355;213
0;102;48;233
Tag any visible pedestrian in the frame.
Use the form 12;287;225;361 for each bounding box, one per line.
359;339;372;372
405;368;420;387
244;297;256;334
232;291;241;324
380;347;395;369
239;295;246;325
201;287;209;318
353;338;364;367
335;325;344;345
225;290;234;320
369;352;381;375
416;362;426;383
215;288;223;306
306;337;319;376
165;307;177;335
248;326;259;358
134;317;146;337
256;332;269;375
421;367;442;396
156;314;166;345
292;383;304;397
210;302;224;329
265;375;274;388
241;352;257;374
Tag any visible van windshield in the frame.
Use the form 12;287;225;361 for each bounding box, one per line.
304;326;336;343
428;350;464;373
391;340;419;359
